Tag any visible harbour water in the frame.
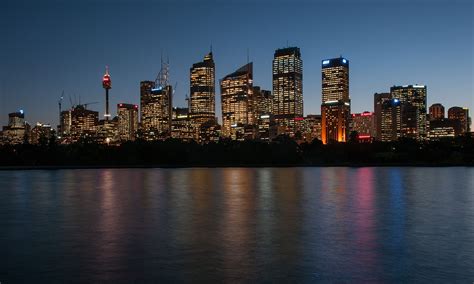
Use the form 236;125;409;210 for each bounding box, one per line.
1;167;473;282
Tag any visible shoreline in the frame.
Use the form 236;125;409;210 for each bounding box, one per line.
1;162;473;170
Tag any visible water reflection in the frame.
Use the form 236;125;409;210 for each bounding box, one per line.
221;168;257;281
1;167;473;283
352;168;378;280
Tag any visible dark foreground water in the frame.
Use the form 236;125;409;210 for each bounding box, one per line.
1;167;473;283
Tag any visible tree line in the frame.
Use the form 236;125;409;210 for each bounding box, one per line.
0;134;473;167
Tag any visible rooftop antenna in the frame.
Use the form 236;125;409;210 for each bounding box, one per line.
155;52;170;88
286;40;289;47
58;90;64;114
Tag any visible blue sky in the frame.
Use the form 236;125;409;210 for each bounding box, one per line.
0;0;472;127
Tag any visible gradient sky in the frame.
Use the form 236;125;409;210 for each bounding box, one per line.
1;0;473;127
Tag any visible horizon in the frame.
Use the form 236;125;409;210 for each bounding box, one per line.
1;0;472;128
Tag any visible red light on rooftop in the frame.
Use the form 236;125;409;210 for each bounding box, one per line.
358;135;371;139
294;117;304;121
353;112;374;117
102;66;112;89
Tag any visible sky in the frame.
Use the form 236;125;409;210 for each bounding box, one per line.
0;0;473;128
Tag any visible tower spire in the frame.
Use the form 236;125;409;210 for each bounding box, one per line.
102;65;112;120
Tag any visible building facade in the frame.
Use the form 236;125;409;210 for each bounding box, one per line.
351;111;375;139
253;86;273;117
272;47;303;132
374;92;391;140
321;57;350;144
60;105;99;143
1;111;29;145
380;98;402;142
117;103;139;141
390;85;427;140
448;106;470;134
171;107;195;141
190;52;216;127
220;62;254;139
140;81;173;140
429;103;445;120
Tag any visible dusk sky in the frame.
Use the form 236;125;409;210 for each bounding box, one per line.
1;0;472;127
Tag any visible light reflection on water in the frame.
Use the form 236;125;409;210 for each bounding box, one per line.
1;167;473;283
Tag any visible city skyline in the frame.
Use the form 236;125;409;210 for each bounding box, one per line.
0;0;472;128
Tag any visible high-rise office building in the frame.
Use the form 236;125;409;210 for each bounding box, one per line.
374;92;391;140
351;112;375;139
140;80;155;132
29;123;54;145
253;86;273;116
321;57;350;144
60;105;98;143
1;110;29;144
380;98;402;142
190;52;215;127
117;103;139;141
448;106;470;134
428;118;461;140
140;81;173;140
272;47;303;131
429;103;445;120
390;85;427;140
220;62;254;138
171;107;194;141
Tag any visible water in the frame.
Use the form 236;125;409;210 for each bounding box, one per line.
1;167;473;283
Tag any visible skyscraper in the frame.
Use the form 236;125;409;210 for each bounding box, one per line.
429;103;445;120
190;52;215;127
253;86;273;116
272;47;303;132
117;103;139;141
448;106;470;134
220;62;254;138
390;85;427;140
140;80;172;140
321;57;350;144
374;92;391;140
61;105;99;143
380;98;402;142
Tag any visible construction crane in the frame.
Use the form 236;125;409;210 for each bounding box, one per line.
81;102;99;110
185;93;190;110
58;90;64;115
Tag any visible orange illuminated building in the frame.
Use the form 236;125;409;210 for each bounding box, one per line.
321;57;350;144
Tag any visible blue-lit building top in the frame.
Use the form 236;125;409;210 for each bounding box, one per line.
322;57;349;69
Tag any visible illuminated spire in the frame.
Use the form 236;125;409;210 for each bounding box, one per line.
102;65;111;89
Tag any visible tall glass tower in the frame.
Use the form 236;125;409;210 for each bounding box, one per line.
272;47;303;132
321;57;350;144
190;52;215;127
220;62;254;138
